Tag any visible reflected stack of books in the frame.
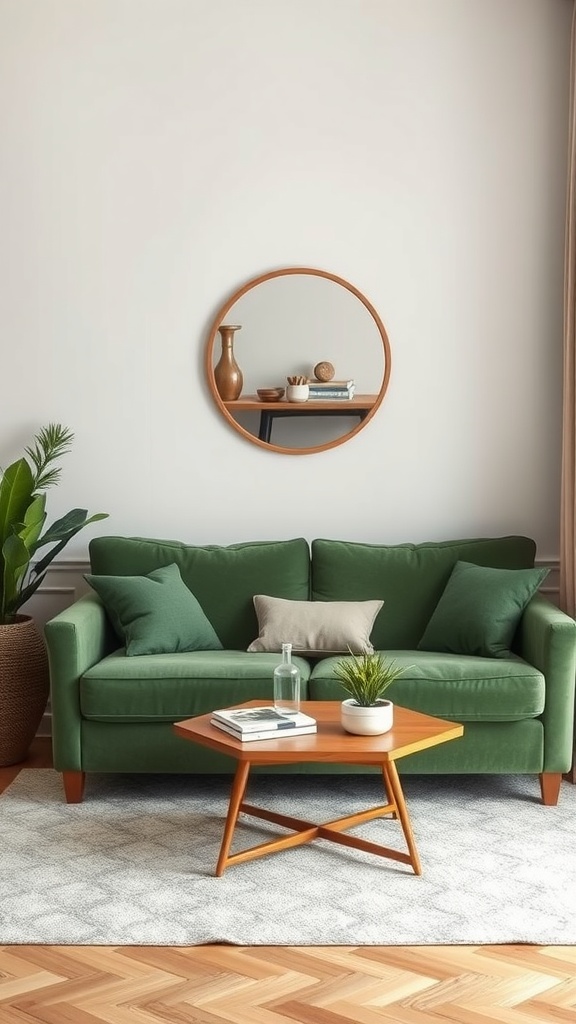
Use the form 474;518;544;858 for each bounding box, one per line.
211;705;317;742
306;379;356;400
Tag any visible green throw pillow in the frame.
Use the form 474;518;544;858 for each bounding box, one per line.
417;560;549;658
84;563;223;656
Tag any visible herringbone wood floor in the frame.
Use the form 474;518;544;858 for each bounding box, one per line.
1;740;574;1024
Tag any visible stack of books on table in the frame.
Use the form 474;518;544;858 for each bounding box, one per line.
211;706;317;742
307;379;356;400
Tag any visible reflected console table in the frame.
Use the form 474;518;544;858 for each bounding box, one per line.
225;394;378;444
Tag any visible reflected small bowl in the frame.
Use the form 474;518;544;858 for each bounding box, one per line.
257;388;285;402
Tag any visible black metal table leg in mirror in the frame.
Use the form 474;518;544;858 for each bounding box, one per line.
255;403;373;444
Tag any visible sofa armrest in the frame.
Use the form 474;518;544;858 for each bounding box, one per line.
44;593;116;771
517;594;576;772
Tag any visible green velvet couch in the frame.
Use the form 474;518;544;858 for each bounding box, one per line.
43;534;576;805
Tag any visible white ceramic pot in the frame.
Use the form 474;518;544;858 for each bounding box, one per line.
286;384;309;403
341;698;393;736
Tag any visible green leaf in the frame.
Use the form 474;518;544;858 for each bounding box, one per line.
24;423;74;491
34;509;104;549
1;533;31;618
31;511;109;579
10;570;47;614
20;493;47;553
0;458;35;620
0;458;35;550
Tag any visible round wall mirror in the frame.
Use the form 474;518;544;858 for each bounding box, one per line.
204;267;391;455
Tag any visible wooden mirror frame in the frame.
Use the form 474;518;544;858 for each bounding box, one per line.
204;266;392;455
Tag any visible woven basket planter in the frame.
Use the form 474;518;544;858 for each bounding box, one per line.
0;615;50;767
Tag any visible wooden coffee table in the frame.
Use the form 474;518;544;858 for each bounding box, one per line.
173;701;463;877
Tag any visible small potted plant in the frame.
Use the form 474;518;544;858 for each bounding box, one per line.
334;648;407;735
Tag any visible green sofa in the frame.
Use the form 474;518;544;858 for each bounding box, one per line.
44;534;576;804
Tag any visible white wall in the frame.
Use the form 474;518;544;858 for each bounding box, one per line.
0;0;571;564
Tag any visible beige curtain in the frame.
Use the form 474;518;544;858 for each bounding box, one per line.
560;4;576;782
560;4;576;619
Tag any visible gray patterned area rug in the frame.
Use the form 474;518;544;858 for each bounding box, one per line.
1;769;575;946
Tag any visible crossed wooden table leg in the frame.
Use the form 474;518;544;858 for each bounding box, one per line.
215;759;422;877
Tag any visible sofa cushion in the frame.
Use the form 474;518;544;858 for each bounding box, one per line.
311;536;537;649
84;563;222;656
418;561;550;658
80;650;312;722
309;650;545;722
247;595;383;654
88;536;311;650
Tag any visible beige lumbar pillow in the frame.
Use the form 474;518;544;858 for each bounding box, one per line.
247;595;384;654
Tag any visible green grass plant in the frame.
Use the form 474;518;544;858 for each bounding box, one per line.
334;648;407;706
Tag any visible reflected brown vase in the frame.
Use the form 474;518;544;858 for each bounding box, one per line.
214;325;243;401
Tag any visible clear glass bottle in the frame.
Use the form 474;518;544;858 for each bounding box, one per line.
273;642;301;715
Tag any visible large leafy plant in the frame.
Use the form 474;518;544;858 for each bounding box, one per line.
0;424;108;624
334;648;407;706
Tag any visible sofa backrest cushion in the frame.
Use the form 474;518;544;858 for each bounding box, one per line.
89;536;311;650
311;536;537;650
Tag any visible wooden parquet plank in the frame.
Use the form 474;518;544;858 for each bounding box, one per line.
219;944;352;979
0;972;66;1001
2;743;576;1024
123;944;284;980
7;945;164;980
523;999;576;1023
9;1003;112;1024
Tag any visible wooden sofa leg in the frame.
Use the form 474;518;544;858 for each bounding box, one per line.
62;771;86;803
539;772;561;806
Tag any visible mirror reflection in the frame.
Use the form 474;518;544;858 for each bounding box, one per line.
205;268;391;455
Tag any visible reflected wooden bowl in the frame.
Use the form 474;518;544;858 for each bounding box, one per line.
257;388;285;402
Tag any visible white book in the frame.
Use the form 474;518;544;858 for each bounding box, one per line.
211;719;317;742
211;705;316;733
307;390;355;399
